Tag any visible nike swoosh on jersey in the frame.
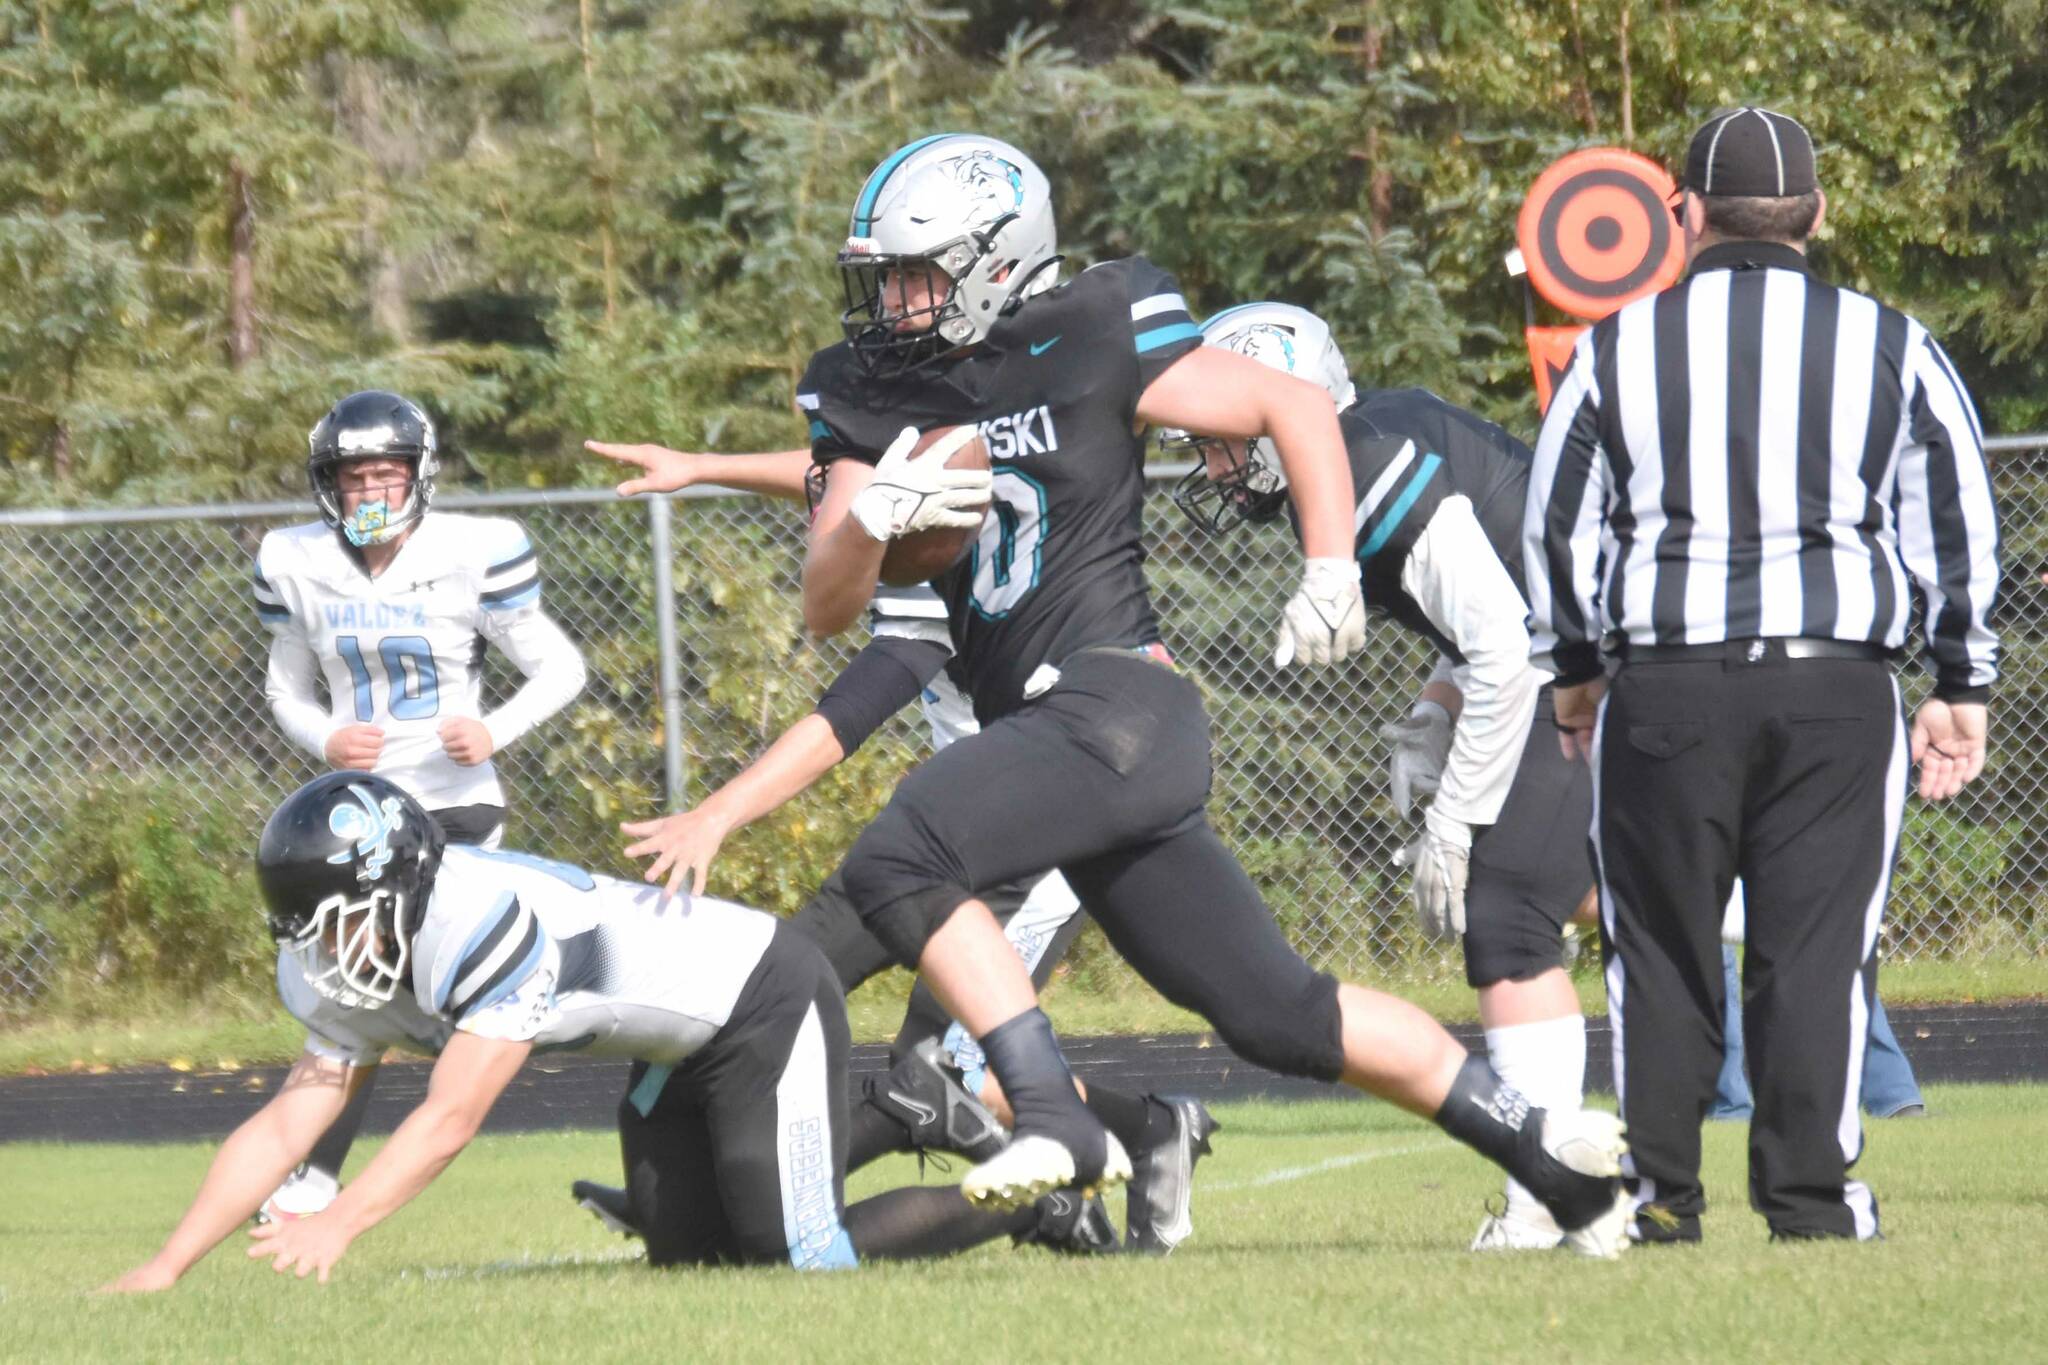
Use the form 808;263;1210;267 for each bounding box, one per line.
1029;336;1062;355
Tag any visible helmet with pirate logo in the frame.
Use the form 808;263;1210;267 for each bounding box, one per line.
256;772;445;1009
1163;302;1356;532
838;133;1060;376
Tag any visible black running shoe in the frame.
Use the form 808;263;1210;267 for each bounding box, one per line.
1016;1187;1120;1256
867;1037;1010;1163
1126;1096;1220;1255
572;1180;642;1239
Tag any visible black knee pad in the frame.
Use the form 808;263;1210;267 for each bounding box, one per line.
1461;892;1567;988
840;805;973;967
1208;968;1346;1083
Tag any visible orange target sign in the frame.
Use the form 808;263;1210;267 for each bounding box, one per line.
1516;148;1683;321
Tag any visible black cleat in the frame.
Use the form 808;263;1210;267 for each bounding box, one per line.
572;1179;642;1239
1511;1108;1631;1259
868;1037;1010;1163
1016;1187;1121;1256
1126;1096;1220;1255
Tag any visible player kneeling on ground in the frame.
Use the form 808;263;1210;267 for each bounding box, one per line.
102;774;1057;1292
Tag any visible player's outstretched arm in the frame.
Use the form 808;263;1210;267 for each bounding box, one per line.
623;634;945;897
100;1052;363;1293
586;442;814;501
626;714;847;899
246;1032;530;1284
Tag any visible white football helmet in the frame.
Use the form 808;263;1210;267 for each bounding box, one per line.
839;133;1059;374
1163;302;1356;531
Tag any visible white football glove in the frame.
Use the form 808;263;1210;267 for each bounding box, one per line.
1394;807;1472;940
1381;700;1453;819
1272;557;1366;668
848;425;991;543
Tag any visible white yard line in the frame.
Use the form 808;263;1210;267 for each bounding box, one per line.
400;1248;645;1281
1206;1141;1452;1193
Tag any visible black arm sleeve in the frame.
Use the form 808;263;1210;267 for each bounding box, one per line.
814;636;952;755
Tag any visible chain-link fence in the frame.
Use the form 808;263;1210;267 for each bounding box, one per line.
5;446;2047;1007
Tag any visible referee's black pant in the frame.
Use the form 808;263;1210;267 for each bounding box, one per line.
1591;645;1905;1240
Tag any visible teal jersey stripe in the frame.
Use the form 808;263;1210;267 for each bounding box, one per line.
1134;321;1201;354
1357;453;1444;560
852;133;957;233
808;418;831;441
628;1063;674;1118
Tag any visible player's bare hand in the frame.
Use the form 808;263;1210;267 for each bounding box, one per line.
621;807;735;900
324;723;385;770
1552;678;1606;763
98;1259;179;1294
1909;699;1988;801
439;717;495;766
247;1210;351;1284
585;441;704;498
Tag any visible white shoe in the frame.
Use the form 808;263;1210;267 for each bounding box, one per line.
1562;1186;1634;1260
258;1164;339;1224
1471;1206;1564;1251
963;1132;1131;1212
1538;1109;1631;1260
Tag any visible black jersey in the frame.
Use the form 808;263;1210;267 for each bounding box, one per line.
1310;391;1534;659
800;257;1201;722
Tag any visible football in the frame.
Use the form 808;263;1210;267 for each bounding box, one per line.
876;425;991;586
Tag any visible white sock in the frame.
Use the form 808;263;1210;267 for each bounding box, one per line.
1486;1014;1588;1226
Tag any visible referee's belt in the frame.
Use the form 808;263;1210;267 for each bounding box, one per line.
1617;636;1893;666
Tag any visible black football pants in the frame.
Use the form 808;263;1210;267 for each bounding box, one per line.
838;649;1346;1083
1592;648;1904;1239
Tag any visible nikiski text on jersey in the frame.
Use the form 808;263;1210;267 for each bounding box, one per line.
978;404;1059;461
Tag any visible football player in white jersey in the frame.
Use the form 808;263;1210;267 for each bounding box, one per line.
101;774;1054;1292
578;448;1218;1253
251;390;587;1221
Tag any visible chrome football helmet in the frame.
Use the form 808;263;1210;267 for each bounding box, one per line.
308;390;440;548
256;772;444;1009
1163;302;1357;532
838;133;1060;375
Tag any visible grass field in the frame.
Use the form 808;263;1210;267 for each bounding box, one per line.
3;1085;2040;1363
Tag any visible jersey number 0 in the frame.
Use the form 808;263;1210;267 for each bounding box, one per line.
970;470;1048;619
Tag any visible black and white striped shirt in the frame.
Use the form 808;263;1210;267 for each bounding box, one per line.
1524;240;2000;701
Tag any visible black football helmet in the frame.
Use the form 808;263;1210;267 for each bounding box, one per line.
256;772;445;1009
307;390;440;548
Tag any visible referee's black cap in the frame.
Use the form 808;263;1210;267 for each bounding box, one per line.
1682;107;1817;198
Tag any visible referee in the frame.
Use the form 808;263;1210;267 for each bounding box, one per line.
1523;107;1999;1243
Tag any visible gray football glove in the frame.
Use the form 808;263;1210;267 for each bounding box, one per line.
1381;700;1453;819
1394;807;1472;940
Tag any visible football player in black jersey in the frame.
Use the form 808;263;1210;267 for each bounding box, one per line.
606;133;1630;1256
1166;302;1597;1250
